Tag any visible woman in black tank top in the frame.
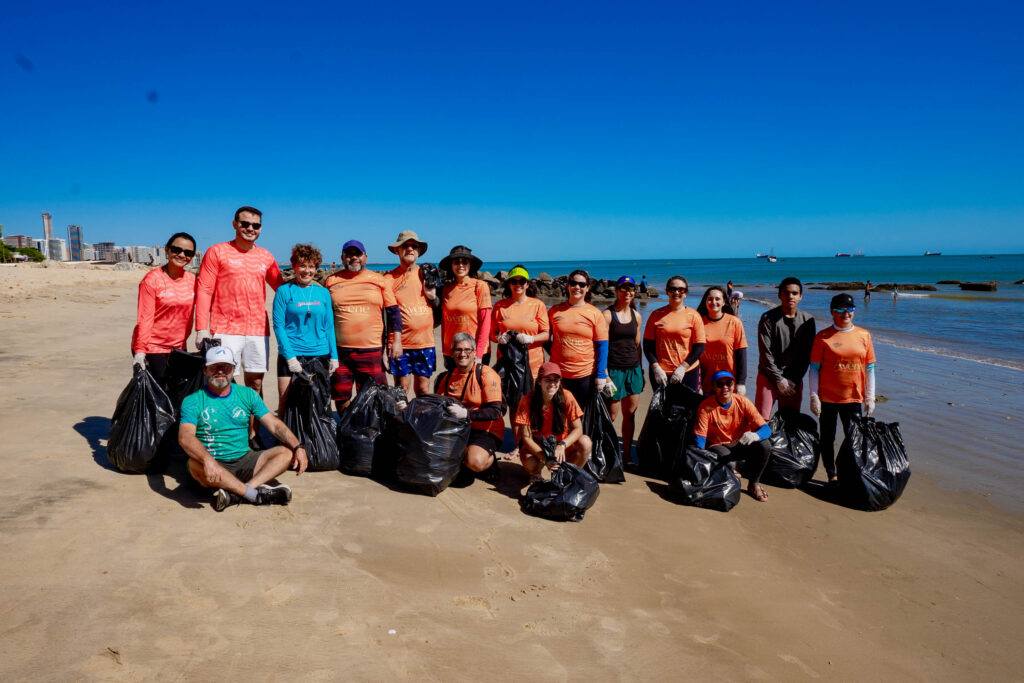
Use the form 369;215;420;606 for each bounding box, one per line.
602;277;644;465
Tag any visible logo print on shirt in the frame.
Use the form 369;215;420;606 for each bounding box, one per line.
232;406;247;419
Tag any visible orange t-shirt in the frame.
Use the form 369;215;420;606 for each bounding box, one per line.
643;306;706;372
385;265;435;350
491;296;550;377
811;326;876;404
438;364;505;440
195;241;283;336
548;302;609;379
513;389;584;442
132;268;196;354
442;279;492;354
700;313;747;393
324;269;398;349
694;394;766;446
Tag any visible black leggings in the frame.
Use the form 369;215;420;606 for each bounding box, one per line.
144;353;171;384
710;440;770;486
820;402;862;479
562;375;595;407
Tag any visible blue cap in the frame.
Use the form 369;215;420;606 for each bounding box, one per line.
342;239;366;254
616;276;636;287
711;370;735;382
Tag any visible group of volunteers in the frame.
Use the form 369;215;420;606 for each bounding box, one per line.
131;206;878;512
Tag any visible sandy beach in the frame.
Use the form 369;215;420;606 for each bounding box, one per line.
1;262;1023;681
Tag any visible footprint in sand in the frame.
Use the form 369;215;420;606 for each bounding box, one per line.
779;654;820;678
453;595;495;618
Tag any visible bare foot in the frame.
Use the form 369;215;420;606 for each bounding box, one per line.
748;483;768;502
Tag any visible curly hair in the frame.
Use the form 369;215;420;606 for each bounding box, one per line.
290;243;323;267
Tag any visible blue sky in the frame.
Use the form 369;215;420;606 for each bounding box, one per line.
2;0;1022;262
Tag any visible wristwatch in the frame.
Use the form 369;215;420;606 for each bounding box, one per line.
556;440;566;448
291;442;305;453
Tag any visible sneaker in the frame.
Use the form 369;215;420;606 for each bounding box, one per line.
478;456;501;484
256;484;292;506
212;488;241;512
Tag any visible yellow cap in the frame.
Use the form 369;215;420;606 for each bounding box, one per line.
507;266;530;280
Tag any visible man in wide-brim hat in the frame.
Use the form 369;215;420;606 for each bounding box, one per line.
384;230;438;396
387;230;428;256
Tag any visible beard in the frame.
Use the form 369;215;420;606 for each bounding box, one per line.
345;262;363;273
209;375;231;389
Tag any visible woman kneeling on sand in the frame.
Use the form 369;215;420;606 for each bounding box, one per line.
514;362;591;483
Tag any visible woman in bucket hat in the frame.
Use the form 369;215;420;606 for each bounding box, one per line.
439;245;491;370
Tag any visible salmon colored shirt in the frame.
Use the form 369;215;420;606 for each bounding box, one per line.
694;394;766;446
491;296;550;377
643;306;706;372
132;267;196;354
324;269;398;349
442;279;492;354
811;326;876;404
385;264;436;350
194;241;283;336
438;364;505;440
513;389;584;442
548;302;609;379
700;313;747;394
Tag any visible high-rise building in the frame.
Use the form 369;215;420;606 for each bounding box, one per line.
48;238;68;261
41;212;53;259
67;225;84;261
3;235;35;248
81;242;96;261
152;245;167;265
95;241;116;262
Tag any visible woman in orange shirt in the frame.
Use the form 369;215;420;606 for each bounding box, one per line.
514;362;591;482
642;275;705;392
440;245;492;371
547;269;610;406
695;285;748;395
491;265;550;378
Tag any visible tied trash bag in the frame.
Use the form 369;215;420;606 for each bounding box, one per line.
162;338;221;414
583;392;625;483
759;409;820;488
521;461;601;522
395;394;471;495
338;381;406;477
107;367;176;473
837;416;911;511
636;384;703;480
670;446;742;512
281;357;339;471
420;263;444;290
494;336;532;416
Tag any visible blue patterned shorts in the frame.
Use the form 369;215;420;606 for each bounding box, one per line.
389;347;437;378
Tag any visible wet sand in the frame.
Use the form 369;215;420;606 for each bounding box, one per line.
1;262;1023;680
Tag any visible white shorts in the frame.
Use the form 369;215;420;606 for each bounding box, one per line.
214;334;270;375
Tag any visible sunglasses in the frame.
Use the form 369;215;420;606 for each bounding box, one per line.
452;348;475;356
714;379;734;388
568;280;589;288
237;220;261;230
832;307;855;314
451;257;471;266
167;245;196;258
507;278;527;286
343;250;363;257
401;241;420;250
666;286;687;293
618;286;636;293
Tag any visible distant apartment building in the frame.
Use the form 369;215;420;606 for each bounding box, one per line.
152;245;167;265
95;241;117;262
47;238;68;261
67;225;84;261
128;246;154;263
3;234;36;248
80;242;97;261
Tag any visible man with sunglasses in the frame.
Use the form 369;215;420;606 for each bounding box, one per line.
384;230;437;397
194;206;284;445
694;370;772;502
755;277;816;419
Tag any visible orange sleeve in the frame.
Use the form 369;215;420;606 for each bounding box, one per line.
593;306;609;341
734;317;748;349
810;333;825;364
194;244;219;331
694;404;710;438
513;395;532;426
865;331;876;365
476;279;492;309
133;273;156;353
564;390;584;422
691;310;706;344
743;397;766;429
536;300;550;332
490;301;504;341
481;367;503;403
266;257;284;291
643;309;658;340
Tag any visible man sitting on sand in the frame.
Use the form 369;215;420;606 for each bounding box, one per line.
179;347;308;511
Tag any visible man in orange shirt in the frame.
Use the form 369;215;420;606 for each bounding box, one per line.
324;240;403;414
694;370;772;502
384;230;439;397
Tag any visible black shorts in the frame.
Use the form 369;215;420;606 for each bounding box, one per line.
276;353;331;377
468;429;501;456
218;450;264;483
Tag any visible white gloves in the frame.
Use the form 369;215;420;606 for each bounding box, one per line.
670;364;688;384
496;332;510;344
516;333;534;345
601;378;616;397
286;358;303;374
738;431;759;446
328;359;339;374
652;364;668;386
195;329;211;346
425;286;437;301
736;383;747;396
777;378;795;396
475;357;483;365
446;404;469;420
809;393;821;417
132;352;146;369
396;399;408;411
865;398;876;416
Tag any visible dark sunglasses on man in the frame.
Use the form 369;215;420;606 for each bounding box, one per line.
237;220;261;230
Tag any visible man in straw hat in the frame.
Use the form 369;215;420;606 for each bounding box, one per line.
384;230;439;396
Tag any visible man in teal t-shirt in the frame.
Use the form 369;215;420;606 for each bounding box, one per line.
179;346;309;511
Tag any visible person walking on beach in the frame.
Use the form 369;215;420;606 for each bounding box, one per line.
729;291;743;318
384;230;439;397
491;265;550;380
440;245;492;370
643;275;705;392
694;370;772;502
639;275;648;294
892;284;899;300
548;269;611;406
194;206;284;445
603;277;644;464
179;346;307;512
755;277;816;419
324;240;402;414
514;362;592;482
726;280;734;299
131;232;197;383
696;286;748;396
864;280;872;301
808;293;876;485
272;244;337;410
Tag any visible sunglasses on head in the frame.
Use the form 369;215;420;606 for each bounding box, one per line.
167;245;195;258
832;307;855;314
714;379;734;388
666;286;687;293
508;278;527;286
237;220;261;230
568;280;589;288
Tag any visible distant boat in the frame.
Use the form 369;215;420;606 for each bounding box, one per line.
766;255;777;262
924;251;942;256
835;252;852;258
756;248;775;259
853;249;865;257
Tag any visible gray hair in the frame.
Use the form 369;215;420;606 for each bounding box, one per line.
450;332;475;352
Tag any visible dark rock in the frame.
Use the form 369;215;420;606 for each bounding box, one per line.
936;280;961;285
538;272;553;282
960;281;997;292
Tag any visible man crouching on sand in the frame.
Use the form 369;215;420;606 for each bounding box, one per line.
179;347;308;511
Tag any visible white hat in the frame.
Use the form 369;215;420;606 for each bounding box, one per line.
205;346;236;366
731;291;744;299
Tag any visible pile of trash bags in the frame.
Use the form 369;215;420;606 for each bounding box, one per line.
670;446;742;512
280;357;340;471
107;367;176;473
582;391;625;483
636;385;703;480
394;394;471;495
837;416;911;511
338;381;407;477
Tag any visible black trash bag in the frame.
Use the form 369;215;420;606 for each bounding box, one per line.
494;336;532;415
338;380;405;477
583;392;625;483
420;263;444;290
394;394;471;495
162;338;221;414
281;357;339;471
670;446;742;512
521;462;601;522
636;384;703;480
837;416;911;511
107;367;177;473
758;409;820;488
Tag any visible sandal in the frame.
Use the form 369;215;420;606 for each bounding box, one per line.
749;483;768;502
